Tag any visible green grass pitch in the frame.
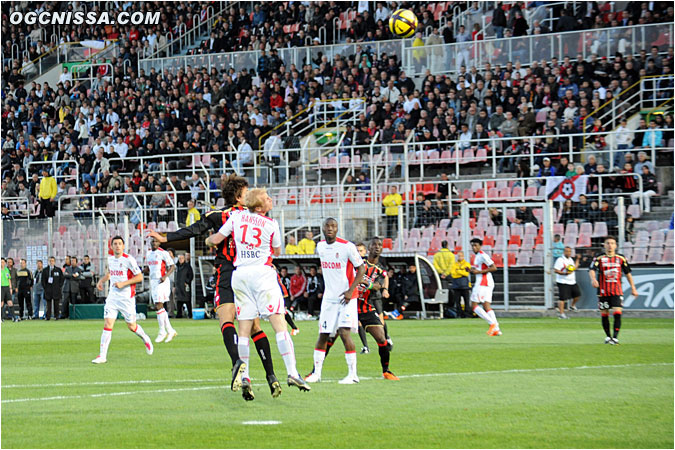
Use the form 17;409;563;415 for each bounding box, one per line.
2;317;673;448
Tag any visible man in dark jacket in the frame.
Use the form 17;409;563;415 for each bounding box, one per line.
402;264;420;311
32;260;44;319
79;255;96;303
174;254;193;318
61;256;82;318
42;256;63;320
16;259;33;320
303;266;324;317
515;205;539;226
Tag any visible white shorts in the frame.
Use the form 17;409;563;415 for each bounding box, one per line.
471;285;494;304
232;265;284;321
150;279;171;304
318;298;358;337
104;297;136;323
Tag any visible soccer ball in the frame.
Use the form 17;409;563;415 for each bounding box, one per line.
389;9;418;38
566;265;576;272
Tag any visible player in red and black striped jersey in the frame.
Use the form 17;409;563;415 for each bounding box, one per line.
148;175;280;397
276;271;299;335
355;238;398;380
589;236;639;345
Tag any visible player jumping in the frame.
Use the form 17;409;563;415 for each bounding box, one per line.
206;188;310;400
469;238;501;336
589;236;638;345
146;238;177;342
92;236;153;363
148;175;280;397
305;218;366;384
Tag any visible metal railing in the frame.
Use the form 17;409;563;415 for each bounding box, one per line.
583;75;674;148
27;160;80;190
138;23;673;79
17;40;118;81
143;2;229;60
104;128;673;193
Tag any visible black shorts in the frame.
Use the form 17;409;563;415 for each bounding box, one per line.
598;295;623;310
557;283;581;301
1;286;11;303
214;265;234;307
359;310;383;328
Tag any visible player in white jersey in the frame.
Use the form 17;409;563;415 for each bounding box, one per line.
206;188;310;400
92;236;153;364
305;218;366;385
146;238;177;343
470;238;501;336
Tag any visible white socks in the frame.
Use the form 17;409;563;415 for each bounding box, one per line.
238;337;250;380
345;351;357;378
487;309;499;328
313;348;326;378
158;308;174;333
473;305;495;325
132;323;150;342
276;331;298;377
157;309;167;334
99;327;112;358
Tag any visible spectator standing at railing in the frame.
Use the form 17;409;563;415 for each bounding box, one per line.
149;184;167;224
298;230;316;255
642;120;663;148
631;166;658;213
492;2;507;39
185;200;201;227
37;168;56;218
383;186;402;238
285;236;300;255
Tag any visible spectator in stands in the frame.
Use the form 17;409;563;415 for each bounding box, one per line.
560;200;576;224
584;155;598;174
634;151;655;174
599;199;618;228
37;168;56;218
383;186;402;238
356;172;370;191
149;184;166;223
621;162;639;197
631;166;658;213
413;193;427;228
573;194;591;223
285;236;300;255
298;230;316;255
514;205;539;226
492;2;507;39
537;157;557;182
642;119;663;148
614;118;633;168
232;134;254;176
185;200;200;226
289;266;306;311
489;207;503;226
552;234;565;261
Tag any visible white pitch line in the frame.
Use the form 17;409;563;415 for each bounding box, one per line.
2;362;670;404
242;421;282;425
2;379;222;389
